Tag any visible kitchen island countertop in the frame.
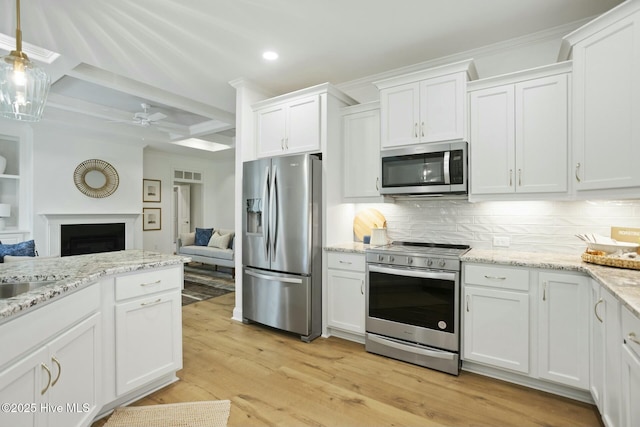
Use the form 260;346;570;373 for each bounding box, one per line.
0;250;190;322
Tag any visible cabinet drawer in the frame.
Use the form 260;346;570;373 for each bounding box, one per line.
115;267;181;301
327;252;365;272
464;264;529;291
622;306;640;360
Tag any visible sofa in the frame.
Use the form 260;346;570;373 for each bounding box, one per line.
177;228;235;277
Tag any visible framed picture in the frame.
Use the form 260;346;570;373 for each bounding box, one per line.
143;179;161;202
143;207;161;231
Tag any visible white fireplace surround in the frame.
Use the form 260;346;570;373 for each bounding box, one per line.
41;213;140;256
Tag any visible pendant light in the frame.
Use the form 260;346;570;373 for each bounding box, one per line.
0;0;51;122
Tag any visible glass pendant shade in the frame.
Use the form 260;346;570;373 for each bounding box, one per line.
0;0;51;122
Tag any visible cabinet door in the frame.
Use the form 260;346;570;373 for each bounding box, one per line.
537;272;589;389
602;287;622;427
256;104;287;157
380;82;420;148
573;11;640;191
0;347;47;427
286;95;320;154
469;85;515;194
115;291;182;395
590;281;605;411
420;73;465;143
515;74;568;193
47;313;101;427
463;286;529;373
621;344;640;427
343;108;381;199
327;269;365;335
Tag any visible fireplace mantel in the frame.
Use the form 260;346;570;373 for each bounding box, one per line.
40;213;141;256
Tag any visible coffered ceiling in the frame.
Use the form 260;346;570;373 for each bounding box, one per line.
0;0;625;156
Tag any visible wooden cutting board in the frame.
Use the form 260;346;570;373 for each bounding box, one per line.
353;208;386;242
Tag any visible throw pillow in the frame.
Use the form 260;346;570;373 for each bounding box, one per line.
194;228;214;246
208;231;231;249
0;240;36;263
180;232;195;246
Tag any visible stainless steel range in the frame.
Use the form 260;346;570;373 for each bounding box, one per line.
365;242;470;375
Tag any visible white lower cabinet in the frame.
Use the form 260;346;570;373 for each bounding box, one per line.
537;272;589;389
112;267;183;396
620;306;640;427
0;286;101;427
463;264;530;373
326;252;366;340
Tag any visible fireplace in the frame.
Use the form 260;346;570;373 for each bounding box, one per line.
61;223;126;256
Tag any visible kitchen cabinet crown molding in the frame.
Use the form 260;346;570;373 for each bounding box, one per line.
341;101;380;115
559;0;640;61
373;59;478;90
467;61;572;92
251;82;357;111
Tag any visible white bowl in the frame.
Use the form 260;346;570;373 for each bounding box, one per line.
587;241;640;254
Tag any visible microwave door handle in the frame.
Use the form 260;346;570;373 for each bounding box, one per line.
443;151;451;184
368;264;455;282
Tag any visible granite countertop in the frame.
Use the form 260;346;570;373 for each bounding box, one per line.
0;250;191;322
462;249;640;318
324;244;640;318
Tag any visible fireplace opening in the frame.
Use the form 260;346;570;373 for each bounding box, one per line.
61;223;125;256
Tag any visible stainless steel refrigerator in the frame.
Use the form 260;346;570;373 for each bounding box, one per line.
242;153;322;342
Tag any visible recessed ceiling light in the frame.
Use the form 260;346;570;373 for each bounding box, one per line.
262;51;278;61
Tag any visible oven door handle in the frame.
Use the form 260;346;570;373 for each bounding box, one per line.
368;264;455;282
367;334;455;360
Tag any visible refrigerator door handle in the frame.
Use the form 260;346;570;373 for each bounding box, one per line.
262;166;270;262
270;165;278;261
245;269;303;284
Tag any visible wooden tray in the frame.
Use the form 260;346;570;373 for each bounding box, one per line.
581;252;640;270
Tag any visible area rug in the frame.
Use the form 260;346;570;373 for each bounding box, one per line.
182;262;235;306
103;400;231;427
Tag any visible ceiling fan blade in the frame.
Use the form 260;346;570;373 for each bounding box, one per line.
148;112;167;122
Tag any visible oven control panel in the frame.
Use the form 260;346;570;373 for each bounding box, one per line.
366;252;460;271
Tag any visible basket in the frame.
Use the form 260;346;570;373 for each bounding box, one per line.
581;252;640;270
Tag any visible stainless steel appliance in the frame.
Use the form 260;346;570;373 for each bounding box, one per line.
365;242;470;375
380;141;467;196
242;153;322;342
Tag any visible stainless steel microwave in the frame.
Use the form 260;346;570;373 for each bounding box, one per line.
380;141;467;196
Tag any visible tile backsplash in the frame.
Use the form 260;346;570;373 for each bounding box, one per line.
357;199;640;254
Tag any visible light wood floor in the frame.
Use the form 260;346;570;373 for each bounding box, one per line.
93;292;603;426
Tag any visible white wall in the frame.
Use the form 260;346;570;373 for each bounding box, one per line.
142;147;236;254
31;123;144;255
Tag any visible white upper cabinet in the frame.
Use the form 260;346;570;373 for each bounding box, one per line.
375;59;477;149
341;102;382;201
253;83;356;158
561;2;640;195
468;63;570;199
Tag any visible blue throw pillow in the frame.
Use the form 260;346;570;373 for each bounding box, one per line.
0;240;36;262
194;228;214;246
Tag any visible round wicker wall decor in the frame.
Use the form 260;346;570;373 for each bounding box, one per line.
73;159;119;198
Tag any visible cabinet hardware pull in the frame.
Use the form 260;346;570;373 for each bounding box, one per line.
627;332;640;345
361;280;364;295
338;260;352;264
518;169;522;186
140;280;161;287
281;138;285;150
509;169;513;186
51;356;62;387
575;163;581;183
41;363;52;395
421;121;425;137
285;137;289;150
375;177;379;191
484;275;506;280
414;123;418;138
466;295;470;312
594;298;603;323
141;298;162;307
542;281;547;301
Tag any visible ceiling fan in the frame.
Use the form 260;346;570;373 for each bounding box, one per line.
130;103;167;127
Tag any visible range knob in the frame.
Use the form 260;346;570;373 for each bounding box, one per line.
378;255;384;262
426;258;433;266
389;256;395;263
408;257;414;265
438;259;446;268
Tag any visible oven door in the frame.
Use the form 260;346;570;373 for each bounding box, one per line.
366;264;459;352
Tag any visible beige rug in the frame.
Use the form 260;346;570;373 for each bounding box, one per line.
103;400;231;427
